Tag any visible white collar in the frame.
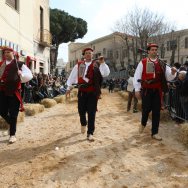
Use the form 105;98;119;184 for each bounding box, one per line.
5;60;12;65
85;61;92;65
149;57;157;62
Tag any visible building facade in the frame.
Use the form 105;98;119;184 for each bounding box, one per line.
33;0;51;74
0;0;51;74
67;33;127;73
56;58;67;76
68;30;188;76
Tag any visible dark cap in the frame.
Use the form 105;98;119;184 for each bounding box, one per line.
147;43;158;50
1;46;14;52
82;47;93;55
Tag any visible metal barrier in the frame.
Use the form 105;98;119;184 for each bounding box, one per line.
167;86;187;121
107;70;128;79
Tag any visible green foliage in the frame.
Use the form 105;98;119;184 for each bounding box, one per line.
50;9;87;45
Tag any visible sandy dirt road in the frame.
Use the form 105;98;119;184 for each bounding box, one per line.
0;90;188;188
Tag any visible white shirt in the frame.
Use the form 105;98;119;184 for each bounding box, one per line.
66;61;110;90
133;59;177;92
127;77;134;92
5;60;33;83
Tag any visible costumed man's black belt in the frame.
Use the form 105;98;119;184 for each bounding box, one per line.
0;80;5;86
78;83;92;89
138;79;160;84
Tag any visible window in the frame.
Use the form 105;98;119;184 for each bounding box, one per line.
107;50;113;59
6;0;19;11
122;49;128;58
103;48;106;55
39;62;43;67
185;37;188;48
39;67;44;73
167;40;177;51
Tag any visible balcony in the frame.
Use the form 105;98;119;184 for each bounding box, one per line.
39;29;52;47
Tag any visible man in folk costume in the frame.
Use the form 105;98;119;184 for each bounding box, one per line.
66;47;110;141
133;43;177;140
0;47;33;143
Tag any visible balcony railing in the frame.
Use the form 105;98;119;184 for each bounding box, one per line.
40;29;52;47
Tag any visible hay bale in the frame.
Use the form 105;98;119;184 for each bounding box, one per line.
118;91;129;100
54;96;65;103
66;95;77;103
24;104;45;116
0;112;25;129
40;98;57;108
114;88;120;92
118;91;124;97
0;117;9;129
160;110;171;122
72;89;78;97
101;89;108;94
70;93;75;98
137;101;142;111
148;109;171;122
17;112;25;122
179;123;188;145
122;92;129;100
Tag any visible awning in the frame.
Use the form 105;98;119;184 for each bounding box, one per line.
26;56;36;66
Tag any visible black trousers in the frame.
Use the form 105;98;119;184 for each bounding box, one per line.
0;91;20;136
141;88;161;136
78;91;98;135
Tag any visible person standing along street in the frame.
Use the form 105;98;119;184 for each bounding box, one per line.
127;69;138;113
133;43;177;140
66;48;110;141
0;47;33;143
108;78;115;93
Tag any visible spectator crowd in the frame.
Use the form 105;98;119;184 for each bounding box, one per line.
22;73;67;103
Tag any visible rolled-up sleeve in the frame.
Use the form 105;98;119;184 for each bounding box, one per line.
66;64;78;90
20;64;33;83
99;63;110;77
133;62;143;92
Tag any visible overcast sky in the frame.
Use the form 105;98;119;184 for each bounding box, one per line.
50;0;188;62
